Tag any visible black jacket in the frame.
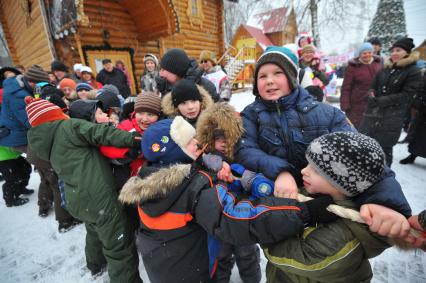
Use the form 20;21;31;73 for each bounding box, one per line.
96;68;131;98
119;163;307;283
360;52;422;147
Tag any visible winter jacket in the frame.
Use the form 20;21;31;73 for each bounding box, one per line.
119;163;310;283
140;71;159;92
360;52;422;148
265;199;390;283
202;65;232;101
408;72;426;157
340;56;383;128
234;86;412;217
161;83;214;127
96;68;131;98
0;75;32;147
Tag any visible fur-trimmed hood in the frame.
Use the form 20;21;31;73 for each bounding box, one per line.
161;84;214;117
196;103;244;161
119;164;192;205
348;55;381;67
384;51;419;69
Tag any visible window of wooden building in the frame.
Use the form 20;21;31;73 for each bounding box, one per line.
187;0;204;27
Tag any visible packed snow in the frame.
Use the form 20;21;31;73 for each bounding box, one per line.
0;90;425;283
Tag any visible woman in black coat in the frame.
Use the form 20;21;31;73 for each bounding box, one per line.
400;70;426;164
360;38;422;166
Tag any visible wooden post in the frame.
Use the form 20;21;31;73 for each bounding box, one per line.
74;33;85;64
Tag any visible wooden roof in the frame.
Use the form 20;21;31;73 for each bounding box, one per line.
247;7;290;34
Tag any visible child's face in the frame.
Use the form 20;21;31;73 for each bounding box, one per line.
185;138;202;159
302;51;315;63
77;90;89;100
95;108;110;124
145;61;156;72
135;111;159;130
82;72;92;81
257;63;291;100
177;100;201;119
214;137;227;154
301;164;341;197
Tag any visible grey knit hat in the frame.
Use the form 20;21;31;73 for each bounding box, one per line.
306;132;385;197
25;65;49;83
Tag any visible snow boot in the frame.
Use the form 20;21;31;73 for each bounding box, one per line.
91;264;107;279
6;197;29;207
58;218;83;233
399;154;416;164
20;188;35;195
38;206;51;217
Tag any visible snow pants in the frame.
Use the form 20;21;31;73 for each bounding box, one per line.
64;185;142;283
214;242;261;283
0;156;31;204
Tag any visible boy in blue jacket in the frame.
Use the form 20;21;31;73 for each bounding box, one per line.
234;46;412;238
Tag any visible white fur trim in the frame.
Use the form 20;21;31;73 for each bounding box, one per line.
170;116;196;151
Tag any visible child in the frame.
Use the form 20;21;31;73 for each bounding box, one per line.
264;132;399;283
75;82;96;100
140;54;160;92
162;78;214;126
0;146;32;207
68;99;111;124
118;116;338;283
234;46;412;221
196;102;262;282
24;97;142;283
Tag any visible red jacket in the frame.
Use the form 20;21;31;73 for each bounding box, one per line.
100;114;145;176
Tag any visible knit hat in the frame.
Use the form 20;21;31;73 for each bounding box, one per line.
97;85;121;112
69;100;102;122
143;54;159;66
24;96;69;127
134;92;161;116
142;116;196;166
76;82;94;92
51;60;69;72
253;46;299;95
357;42;374;56
80;66;93;73
73;63;83;72
390;37;415;54
305;132;385;197
199;50;217;65
25;65;49;83
58;78;77;90
171;79;202;107
160;48;191;78
301;44;316;55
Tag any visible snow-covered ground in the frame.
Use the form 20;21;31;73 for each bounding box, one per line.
0;90;425;283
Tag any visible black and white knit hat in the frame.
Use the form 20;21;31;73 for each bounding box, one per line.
305;132;385;197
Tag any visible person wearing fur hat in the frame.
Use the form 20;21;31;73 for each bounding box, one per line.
157;48;219;101
162;78;214;127
140;53;160;92
25;96;143;282
340;42;383;129
96;59;131;98
80;66;102;89
360;37;422;166
234;46;412;234
199;50;232;102
265;132;409;283
118;115;341;283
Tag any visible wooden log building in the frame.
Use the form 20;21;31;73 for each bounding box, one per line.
0;0;234;94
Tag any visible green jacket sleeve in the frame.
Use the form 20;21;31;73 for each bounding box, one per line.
263;219;390;283
70;120;137;148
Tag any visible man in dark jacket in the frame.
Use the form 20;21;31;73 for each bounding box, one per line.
96;59;131;98
157;48;220;102
25;97;142;283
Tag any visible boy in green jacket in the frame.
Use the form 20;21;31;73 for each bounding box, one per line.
264;132;397;283
24;97;142;283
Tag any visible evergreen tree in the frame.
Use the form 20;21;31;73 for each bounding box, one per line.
366;0;407;55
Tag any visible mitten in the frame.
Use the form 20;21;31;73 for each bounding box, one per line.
304;195;339;226
250;174;274;198
201;153;223;172
155;76;168;94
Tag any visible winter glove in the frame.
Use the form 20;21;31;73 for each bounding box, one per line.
155;76;169;94
132;132;142;149
125;147;140;160
304;195;339;226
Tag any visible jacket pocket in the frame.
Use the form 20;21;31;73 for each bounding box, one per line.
259;127;283;146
